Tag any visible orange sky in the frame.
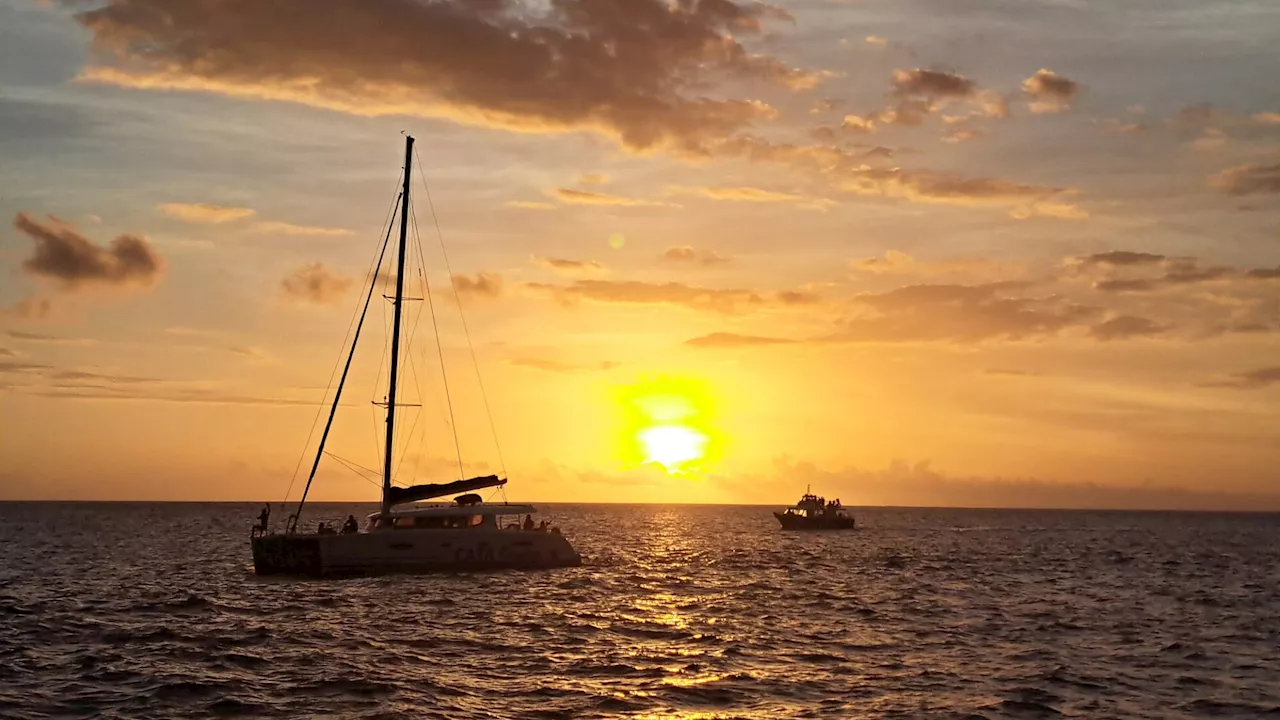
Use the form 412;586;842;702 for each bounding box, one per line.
1;0;1279;508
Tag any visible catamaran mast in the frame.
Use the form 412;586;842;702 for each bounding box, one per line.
382;135;414;518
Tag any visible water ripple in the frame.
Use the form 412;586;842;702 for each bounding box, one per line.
1;503;1278;719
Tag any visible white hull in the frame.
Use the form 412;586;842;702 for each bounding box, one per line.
252;527;581;576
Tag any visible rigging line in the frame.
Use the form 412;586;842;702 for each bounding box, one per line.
390;205;434;486
407;238;432;487
280;177;403;513
322;451;382;482
409;194;467;481
371;286;393;473
414;145;508;480
391;214;432;486
393;405;422;482
292;192;400;521
408;199;462;460
325;454;384;489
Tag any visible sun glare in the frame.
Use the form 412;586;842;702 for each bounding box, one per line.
639;425;708;471
614;377;717;474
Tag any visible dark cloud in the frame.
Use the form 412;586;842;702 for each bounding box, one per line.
533;257;606;275
69;0;820;154
712;136;1083;216
1094;278;1158;293
827;282;1101;343
1074;251;1167;267
526;279;814;313
1173;102;1215;129
0;360;51;374
14;212;163;290
452;272;503;298
28;386;316;405
3;297;53;320
684;332;794;348
891;69;976;99
1021;68;1079;113
661;246;732;265
1205;366;1280;390
823;69;1000;136
280;262;353;304
1245;266;1280;279
1091;259;1234;294
1209;163;1280;196
1089;315;1168;341
984;368;1040;377
1;356;318;405
4;330;95;345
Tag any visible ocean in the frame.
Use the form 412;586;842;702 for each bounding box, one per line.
1;503;1277;719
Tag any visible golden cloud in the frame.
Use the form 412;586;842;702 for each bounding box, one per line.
156;202;255;224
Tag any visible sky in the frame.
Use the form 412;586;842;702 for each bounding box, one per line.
1;0;1278;508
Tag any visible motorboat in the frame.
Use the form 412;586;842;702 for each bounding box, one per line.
250;135;581;576
774;491;855;530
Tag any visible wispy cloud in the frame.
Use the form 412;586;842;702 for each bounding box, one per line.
4;330;96;346
526;279;817;313
156;202;255;224
1209;163;1280;195
1204;366;1280;390
252;221;353;237
280;262;353;305
507;357;619;373
684;332;796;348
452;272;503;298
532;257;607;275
550;188;669;207
668;185;834;210
506;201;557;211
661;246;732;266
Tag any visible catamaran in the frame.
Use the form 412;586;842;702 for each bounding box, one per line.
251;136;581;576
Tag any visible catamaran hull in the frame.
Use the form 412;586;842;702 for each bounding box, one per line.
251;529;582;577
774;512;856;531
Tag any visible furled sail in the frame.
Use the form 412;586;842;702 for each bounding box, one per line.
385;474;506;506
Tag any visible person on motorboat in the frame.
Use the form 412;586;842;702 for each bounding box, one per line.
523;514;535;531
342;515;359;533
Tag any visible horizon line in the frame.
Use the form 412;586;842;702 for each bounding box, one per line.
2;499;1279;513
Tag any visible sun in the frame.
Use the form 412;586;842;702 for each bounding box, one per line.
614;376;717;474
639;424;708;471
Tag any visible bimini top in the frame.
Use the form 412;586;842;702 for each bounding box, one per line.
366;503;536;522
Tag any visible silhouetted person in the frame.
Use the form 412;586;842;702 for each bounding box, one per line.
523;514;535;531
342;515;359;533
538;520;548;532
255;505;270;536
